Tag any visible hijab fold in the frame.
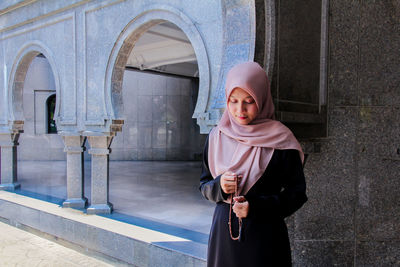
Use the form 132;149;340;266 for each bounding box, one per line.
208;62;304;197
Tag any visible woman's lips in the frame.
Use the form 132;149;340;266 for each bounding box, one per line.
237;116;247;120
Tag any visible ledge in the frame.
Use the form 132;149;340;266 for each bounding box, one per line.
0;190;206;266
276;111;325;124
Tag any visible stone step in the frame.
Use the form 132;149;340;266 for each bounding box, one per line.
0;190;207;267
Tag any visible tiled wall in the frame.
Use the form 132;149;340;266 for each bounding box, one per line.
291;1;400;266
110;69;206;161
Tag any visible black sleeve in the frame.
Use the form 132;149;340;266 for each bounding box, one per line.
246;149;308;219
199;135;229;203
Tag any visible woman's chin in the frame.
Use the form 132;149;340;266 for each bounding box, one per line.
234;118;251;125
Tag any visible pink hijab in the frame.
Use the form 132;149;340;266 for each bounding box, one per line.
208;62;304;196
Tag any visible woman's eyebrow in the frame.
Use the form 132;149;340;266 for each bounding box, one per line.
229;94;254;100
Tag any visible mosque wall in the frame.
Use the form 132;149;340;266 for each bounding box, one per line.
109;69;206;161
0;0;399;266
292;1;400;266
18;58;204;161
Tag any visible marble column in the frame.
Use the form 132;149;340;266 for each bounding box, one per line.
86;135;113;214
0;132;21;190
62;135;87;208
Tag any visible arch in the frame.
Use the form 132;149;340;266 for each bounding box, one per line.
8;41;61;127
104;5;210;121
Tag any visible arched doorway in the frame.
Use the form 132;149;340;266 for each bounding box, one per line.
108;21;213;234
15;54;65;202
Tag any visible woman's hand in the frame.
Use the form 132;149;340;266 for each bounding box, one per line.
233;196;249;219
220;172;242;194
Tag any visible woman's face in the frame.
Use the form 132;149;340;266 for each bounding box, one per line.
228;87;259;125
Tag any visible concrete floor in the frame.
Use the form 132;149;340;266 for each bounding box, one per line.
17;160;215;235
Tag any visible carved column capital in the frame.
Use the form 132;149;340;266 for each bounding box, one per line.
0;132;20;147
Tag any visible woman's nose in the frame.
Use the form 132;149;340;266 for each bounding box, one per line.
239;103;246;112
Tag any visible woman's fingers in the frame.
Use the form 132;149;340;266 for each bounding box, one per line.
220;172;243;194
233;200;249;218
233;196;246;202
223;173;242;182
222;185;235;194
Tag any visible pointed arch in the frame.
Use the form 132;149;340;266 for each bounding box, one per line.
8;41;61;126
104;5;210;122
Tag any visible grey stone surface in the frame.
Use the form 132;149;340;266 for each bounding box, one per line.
152;148;166;160
0;197;207;266
0;133;20;187
18;205;41;230
152;121;167;149
59;217;75;242
137;96;153;122
293;241;354;267
277;0;321;105
115;234;135;264
297;107;358;240
297;138;356;241
152;75;167;96
166;96;180;123
137;148;152;160
356;160;400;241
87;136;113;214
166;77;181;96
359;1;400;107
0;200;22;223
149;245;203;267
62;135;87;208
152;95;167;122
122;123;138;148
355;108;400;241
356;241;400;267
133;241;150;266
292;1;400;265
356;107;400;168
137;122;153;149
94;227;119;258
328;0;360;107
225;5;252;45
0;0;254;135
72;221;89;248
108;70;204;161
0;183;21;191
327;106;359;138
17;160;214;234
167;121;180;149
39;211;59;237
0;219;115;266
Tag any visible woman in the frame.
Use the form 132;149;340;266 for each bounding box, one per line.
199;62;307;267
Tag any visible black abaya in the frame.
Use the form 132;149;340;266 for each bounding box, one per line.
200;138;307;267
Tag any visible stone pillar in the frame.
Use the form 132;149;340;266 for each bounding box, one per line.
86;135;113;214
62;135;87;208
0;132;21;190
